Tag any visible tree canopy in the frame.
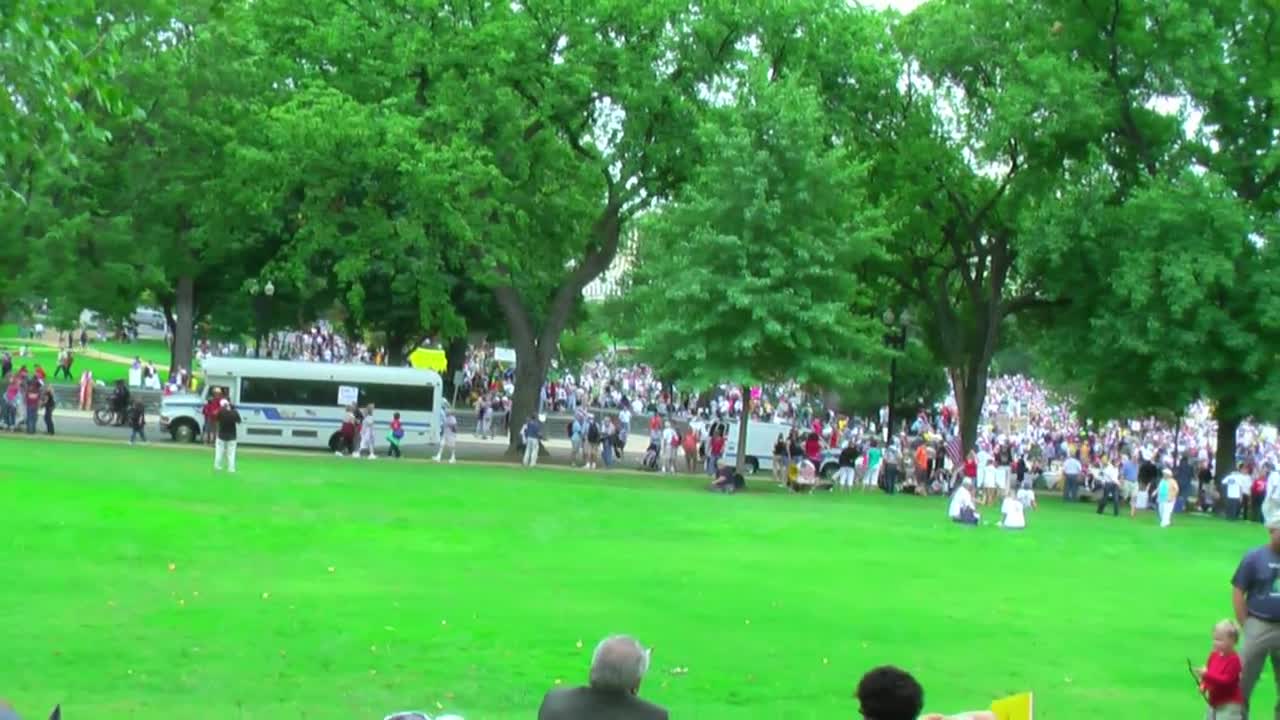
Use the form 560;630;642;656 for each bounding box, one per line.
3;0;1279;464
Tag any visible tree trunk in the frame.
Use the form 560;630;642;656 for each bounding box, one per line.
444;335;468;400
1215;414;1241;482
735;387;752;472
949;366;988;457
492;195;624;456
386;332;409;367
170;275;196;376
507;340;552;458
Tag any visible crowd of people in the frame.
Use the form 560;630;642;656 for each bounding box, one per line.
0;359;56;436
196;323;381;364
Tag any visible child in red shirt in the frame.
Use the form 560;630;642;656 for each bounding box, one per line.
1197;619;1243;718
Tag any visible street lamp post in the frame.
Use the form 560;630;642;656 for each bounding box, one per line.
882;309;910;442
248;280;275;358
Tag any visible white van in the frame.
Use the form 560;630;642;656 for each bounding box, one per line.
160;357;443;450
721;420;795;473
133;307;167;330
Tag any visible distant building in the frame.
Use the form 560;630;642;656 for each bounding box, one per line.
582;226;638;302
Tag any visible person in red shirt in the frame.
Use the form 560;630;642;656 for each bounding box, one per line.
804;432;822;464
963;451;979;482
202;390;223;445
1251;471;1268;523
708;431;726;476
1197;619;1243;717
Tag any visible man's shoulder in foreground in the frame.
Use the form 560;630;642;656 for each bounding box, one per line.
538;686;668;720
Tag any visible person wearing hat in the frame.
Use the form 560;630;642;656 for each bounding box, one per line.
214;398;242;473
1156;467;1179;528
1231;515;1280;716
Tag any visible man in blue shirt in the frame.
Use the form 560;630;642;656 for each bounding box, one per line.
522;413;544;467
1121;455;1139;504
1232;516;1280;716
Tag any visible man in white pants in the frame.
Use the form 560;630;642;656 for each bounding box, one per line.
661;421;678;474
434;410;458;463
522;413;544;467
214;399;242;473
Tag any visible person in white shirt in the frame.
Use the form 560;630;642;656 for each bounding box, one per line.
1095;458;1121;516
1265;463;1280;523
1223;463;1250;521
1062;456;1084;502
660;421;678;474
949;479;980;525
976;446;994;505
999;489;1026;529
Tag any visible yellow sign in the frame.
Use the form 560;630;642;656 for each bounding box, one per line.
989;692;1033;720
409;348;447;372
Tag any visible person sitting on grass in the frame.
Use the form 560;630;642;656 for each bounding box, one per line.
948;478;980;525
788;458;833;493
710;463;745;493
538;635;667;720
999;488;1026;530
1195;619;1243;720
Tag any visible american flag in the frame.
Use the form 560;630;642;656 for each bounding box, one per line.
946;435;963;468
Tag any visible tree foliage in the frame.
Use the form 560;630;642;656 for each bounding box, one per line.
619;71;891;466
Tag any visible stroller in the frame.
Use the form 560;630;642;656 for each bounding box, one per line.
640;441;660;471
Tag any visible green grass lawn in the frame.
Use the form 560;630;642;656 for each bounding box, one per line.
0;345;134;385
0;439;1263;719
90;338;172;367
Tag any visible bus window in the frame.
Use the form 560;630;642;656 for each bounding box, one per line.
359;383;435;412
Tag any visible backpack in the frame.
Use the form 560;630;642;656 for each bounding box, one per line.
587;422;601;443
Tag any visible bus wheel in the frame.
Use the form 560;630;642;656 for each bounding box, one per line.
328;433;343;453
744;457;760;474
171;419;198;443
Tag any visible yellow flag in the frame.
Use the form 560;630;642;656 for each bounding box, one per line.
989;692;1033;720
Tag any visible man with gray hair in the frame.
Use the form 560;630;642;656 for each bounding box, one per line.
537;635;668;720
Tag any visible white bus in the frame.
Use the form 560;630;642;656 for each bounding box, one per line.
159;358;443;451
721;420;795;473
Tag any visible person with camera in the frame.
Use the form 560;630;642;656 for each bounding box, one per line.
213;399;242;473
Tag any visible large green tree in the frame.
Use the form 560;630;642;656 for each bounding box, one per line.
835;1;1093;454
0;0;133;320
620;71;890;469
245;0;747;451
1019;0;1280;475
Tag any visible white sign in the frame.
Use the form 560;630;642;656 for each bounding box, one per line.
494;347;517;364
337;385;360;406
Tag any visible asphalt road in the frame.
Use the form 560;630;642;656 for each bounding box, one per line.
30;412;655;469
